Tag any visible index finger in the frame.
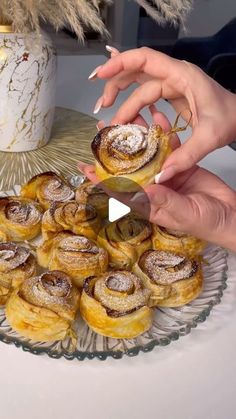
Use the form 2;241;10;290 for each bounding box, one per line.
97;47;182;81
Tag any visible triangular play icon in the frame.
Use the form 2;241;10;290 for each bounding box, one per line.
108;198;131;222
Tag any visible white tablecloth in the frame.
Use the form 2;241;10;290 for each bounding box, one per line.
1;55;236;419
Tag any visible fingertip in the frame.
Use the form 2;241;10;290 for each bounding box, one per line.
77;161;95;177
96;120;106;131
154;166;177;184
77;161;87;173
82;166;99;185
105;45;120;57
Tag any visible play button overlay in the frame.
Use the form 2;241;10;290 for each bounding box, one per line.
84;176;151;240
108;198;130;222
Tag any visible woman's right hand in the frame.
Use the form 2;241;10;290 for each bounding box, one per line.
91;47;236;183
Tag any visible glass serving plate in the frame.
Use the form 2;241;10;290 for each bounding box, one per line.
0;185;228;361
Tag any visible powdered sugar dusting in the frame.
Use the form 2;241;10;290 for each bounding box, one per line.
94;271;150;313
44;178;74;202
60;236;99;254
141;250;197;285
108;125;148;155
98;124;160;175
6;199;42;225
0;242;30;271
106;272;134;292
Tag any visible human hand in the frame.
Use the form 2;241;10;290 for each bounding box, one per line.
89;47;236;183
78;112;236;252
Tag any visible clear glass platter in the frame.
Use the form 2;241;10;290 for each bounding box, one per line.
0;186;228;360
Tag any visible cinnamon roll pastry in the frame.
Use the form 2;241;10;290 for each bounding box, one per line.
21;172;75;210
97;214;152;270
133;250;203;307
6;270;80;342
91;124;172;192
0;197;43;241
80;271;153;339
37;232;108;288
0;242;36;305
152;225;206;257
75;180;109;219
42;201;101;241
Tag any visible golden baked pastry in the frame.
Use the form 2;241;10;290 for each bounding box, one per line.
152;225;206;257
75;180;109;219
97;214;152;269
6;270;80;342
91;124;172;192
41;201;101;241
133;250;203;307
0;230;7;242
0;242;36;305
21;171;75;210
0;196;43;241
80;271;153;339
37;232;108;288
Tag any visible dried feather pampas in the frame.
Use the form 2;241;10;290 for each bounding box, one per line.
0;0;193;40
0;0;111;40
135;0;193;27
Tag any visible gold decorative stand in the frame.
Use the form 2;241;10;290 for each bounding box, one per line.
0;107;97;190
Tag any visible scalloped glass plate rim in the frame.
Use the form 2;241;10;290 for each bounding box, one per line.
0;248;228;361
0;264;227;360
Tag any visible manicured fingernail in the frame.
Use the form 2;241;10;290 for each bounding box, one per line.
93;96;103;114
77;161;86;172
155;166;177;184
130;192;145;203
88;65;102;80
106;45;119;55
96;120;105;131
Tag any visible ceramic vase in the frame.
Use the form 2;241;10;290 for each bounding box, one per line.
0;26;56;152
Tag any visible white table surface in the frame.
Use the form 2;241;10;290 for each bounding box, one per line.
1;55;236;419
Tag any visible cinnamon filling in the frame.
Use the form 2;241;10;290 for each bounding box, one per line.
40;271;72;298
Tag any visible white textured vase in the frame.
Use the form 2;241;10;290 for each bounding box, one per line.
0;26;56;152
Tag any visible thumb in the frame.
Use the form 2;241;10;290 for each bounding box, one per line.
130;184;194;232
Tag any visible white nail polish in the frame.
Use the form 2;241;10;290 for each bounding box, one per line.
105;45;119;54
93;97;103;114
154;170;164;184
130;192;144;202
88;65;102;80
155;166;177;184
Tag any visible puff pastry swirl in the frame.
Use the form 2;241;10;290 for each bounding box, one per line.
0;242;36;305
42;201;101;241
37;232;108;288
6;270;80;342
0;196;43;241
21;172;75;210
91;124;172;192
133;249;203;307
80;271;153;338
97;214;152;269
75;180;108;219
152;225;205;257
